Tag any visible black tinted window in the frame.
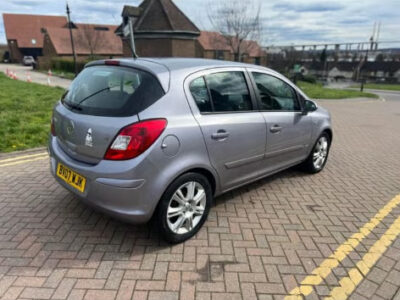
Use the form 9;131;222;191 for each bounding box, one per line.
252;72;300;111
205;72;252;112
62;66;164;117
189;77;212;113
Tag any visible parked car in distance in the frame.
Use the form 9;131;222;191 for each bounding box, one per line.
49;58;332;243
22;56;35;66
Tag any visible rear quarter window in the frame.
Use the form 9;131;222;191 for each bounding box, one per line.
62;65;165;117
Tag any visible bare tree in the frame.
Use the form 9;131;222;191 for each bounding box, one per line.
81;25;104;58
208;0;263;62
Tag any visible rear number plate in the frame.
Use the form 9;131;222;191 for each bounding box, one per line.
56;163;86;192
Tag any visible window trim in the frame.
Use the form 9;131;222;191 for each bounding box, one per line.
187;69;259;115
248;70;304;113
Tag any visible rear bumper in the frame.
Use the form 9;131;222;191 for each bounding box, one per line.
48;137;156;224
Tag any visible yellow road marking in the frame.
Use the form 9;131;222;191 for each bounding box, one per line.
285;194;400;299
324;216;400;300
0;152;48;163
0;156;48;167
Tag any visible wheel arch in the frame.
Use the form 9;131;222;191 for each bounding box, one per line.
322;127;333;143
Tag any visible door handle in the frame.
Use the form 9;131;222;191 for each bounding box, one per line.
211;130;229;140
270;125;282;133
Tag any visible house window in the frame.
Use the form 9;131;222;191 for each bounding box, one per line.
214;50;225;60
94;27;109;31
254;57;261;65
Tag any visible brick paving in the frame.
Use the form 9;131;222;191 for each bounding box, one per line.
0;97;400;299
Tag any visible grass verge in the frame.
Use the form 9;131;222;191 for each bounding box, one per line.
0;73;65;152
38;69;76;80
298;81;378;99
350;83;400;91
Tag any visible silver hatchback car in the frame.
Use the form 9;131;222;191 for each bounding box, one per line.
49;58;332;243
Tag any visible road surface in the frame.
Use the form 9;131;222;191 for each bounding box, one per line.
0;63;71;89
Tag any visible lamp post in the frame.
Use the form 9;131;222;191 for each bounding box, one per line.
66;3;78;76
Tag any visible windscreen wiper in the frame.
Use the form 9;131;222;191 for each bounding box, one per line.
65;87;111;111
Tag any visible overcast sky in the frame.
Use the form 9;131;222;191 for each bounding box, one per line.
1;0;399;48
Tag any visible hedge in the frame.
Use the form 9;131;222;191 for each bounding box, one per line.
50;58;88;73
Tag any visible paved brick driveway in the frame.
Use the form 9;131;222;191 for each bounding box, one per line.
1;97;400;300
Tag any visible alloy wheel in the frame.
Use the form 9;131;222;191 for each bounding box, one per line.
166;181;206;235
313;136;329;169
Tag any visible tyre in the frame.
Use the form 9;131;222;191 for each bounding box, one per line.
300;132;331;174
156;172;212;243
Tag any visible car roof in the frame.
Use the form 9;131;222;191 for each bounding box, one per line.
87;57;278;93
120;57;270;73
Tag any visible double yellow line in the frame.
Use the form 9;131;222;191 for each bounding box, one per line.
0;152;48;167
285;194;400;300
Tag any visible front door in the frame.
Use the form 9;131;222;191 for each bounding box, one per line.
250;71;312;173
187;71;267;191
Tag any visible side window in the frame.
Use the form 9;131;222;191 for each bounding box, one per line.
252;72;300;111
189;77;213;113
205;72;252;112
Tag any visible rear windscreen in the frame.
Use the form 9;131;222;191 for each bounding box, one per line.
61;65;165;117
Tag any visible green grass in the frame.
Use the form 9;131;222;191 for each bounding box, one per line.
298;81;378;99
0;73;65;152
350;83;400;91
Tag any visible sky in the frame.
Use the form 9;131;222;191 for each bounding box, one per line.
1;0;400;48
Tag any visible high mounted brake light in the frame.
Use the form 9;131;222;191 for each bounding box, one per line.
104;119;167;160
105;60;120;66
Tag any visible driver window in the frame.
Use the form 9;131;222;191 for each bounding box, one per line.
252;72;300;111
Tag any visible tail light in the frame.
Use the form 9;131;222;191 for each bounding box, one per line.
104;119;167;160
51;118;56;136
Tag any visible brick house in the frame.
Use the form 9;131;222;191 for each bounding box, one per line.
41;24;122;62
197;31;267;65
0;44;8;61
2;13;68;62
2;13;123;64
116;0;200;57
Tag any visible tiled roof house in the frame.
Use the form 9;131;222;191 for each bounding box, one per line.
2;13;68;62
116;0;200;57
2;13;123;63
43;24;122;57
197;31;267;65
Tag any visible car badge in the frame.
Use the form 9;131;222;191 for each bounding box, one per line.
66;120;74;136
85;128;93;147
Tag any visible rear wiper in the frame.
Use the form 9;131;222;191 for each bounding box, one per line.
66;87;111;110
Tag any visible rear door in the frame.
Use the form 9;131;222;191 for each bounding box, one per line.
53;64;165;164
186;68;267;191
249;70;312;172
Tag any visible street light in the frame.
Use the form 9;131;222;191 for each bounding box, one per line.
66;3;78;76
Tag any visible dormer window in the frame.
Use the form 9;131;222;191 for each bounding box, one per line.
94;27;109;31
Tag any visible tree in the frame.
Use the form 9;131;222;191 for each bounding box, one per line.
81;25;104;58
208;0;263;62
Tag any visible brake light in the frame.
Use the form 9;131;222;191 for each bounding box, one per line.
104;119;167;160
51;118;56;136
105;60;120;66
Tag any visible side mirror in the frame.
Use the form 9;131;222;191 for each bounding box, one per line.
302;99;317;115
